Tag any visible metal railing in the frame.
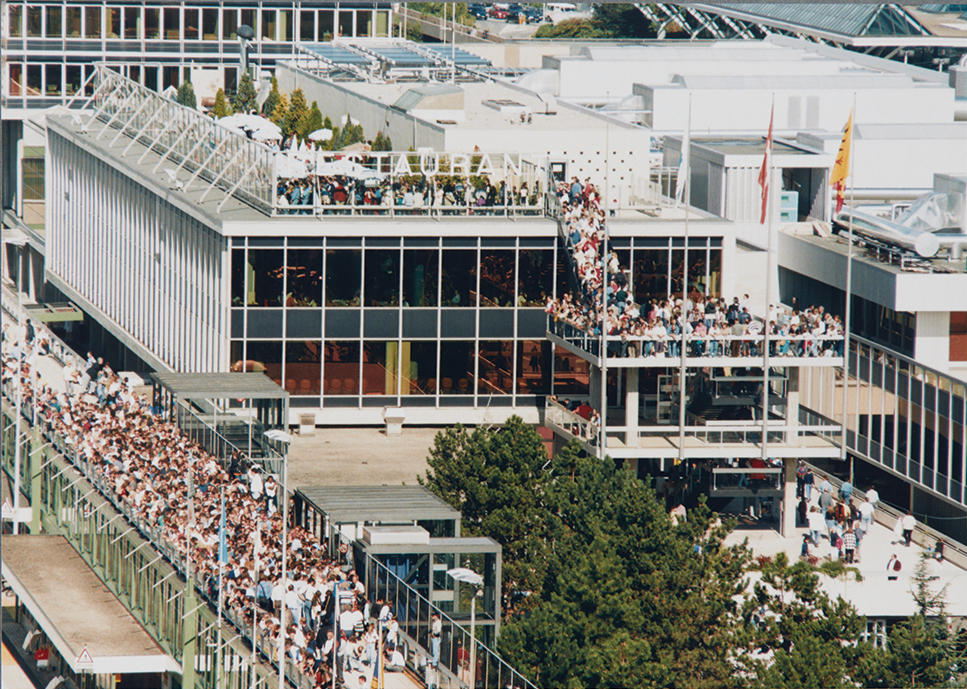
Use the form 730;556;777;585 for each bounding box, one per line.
364;554;537;689
711;467;783;493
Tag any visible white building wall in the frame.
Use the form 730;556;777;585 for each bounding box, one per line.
915;311;951;373
46;131;229;373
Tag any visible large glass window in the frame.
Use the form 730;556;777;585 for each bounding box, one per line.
479;250;515;307
163;7;179;39
66;6;81;37
402;342;437;395
202;8;218;39
338;10;354;37
517;341;549;394
26;64;41;97
85;6;101;38
441;250;476;307
123;6;140;39
356;9;370;36
248;250;283;307
518;249;553;306
144;7;159;38
222;8;237;39
324;342;359;396
300;10;315;40
317;9;334;38
364;249;400;307
26;5;42;37
286;341;321;396
477;341;513;395
9;5;23;37
246;341;282;387
184;8;199;39
633;248;669;303
46;5;62;37
44;64;61;96
279;9;292;41
403;249;438;307
286;249;323;307
553;348;589;395
362;342;399;395
65;65;80;95
261;9;276;39
22;158;44;200
8;64;23;97
440;341;474;395
231;249;246;306
325;249;361;306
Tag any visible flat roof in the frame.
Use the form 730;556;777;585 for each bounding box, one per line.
151;371;288;400
362;536;501;553
297;485;461;524
1;535;180;675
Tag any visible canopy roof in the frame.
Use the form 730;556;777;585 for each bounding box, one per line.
151;371;288;401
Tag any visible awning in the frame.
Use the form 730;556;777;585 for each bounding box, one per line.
1;535;181;675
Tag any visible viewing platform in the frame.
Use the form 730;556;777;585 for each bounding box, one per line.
548;318;845;369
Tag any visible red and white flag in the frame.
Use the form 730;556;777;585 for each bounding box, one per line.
757;105;774;224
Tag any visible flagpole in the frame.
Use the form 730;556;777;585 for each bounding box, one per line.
761;96;775;464
841;97;856;473
251;521;261;689
677;94;692;468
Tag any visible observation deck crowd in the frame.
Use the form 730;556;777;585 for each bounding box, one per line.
1;318;406;689
546;178;845;358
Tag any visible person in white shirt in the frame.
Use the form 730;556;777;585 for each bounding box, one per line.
866;487;879;508
385;648;406;672
901;511;917;546
248;467;263;500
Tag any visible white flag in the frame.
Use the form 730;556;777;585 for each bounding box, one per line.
675;121;690;204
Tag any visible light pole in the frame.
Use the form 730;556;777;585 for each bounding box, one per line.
265;429;292;689
237;24;255;81
446;567;483;689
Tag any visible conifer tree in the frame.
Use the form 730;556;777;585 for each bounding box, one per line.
175;82;196;109
270;92;290;135
212;88;232;118
286;88;309;139
232;71;257;114
261;77;280;117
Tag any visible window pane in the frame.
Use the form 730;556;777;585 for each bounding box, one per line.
286;249;322;307
231;249;246;306
222;8;237;39
202;9;218;39
22;158;44;200
9;5;22;37
123;7;139;39
518;249;553;306
248;249;283;307
286;341;321;396
8;64;22;96
402;342;437;395
338;10;353;37
44;64;61;95
184;8;199;39
553;347;589;395
107;7;120;37
441;250;476;307
363;342;398;395
46;6;62;36
325;249;361;306
279;9;292;41
317;9;334;38
477;341;513;395
403;249;438;307
364;248;399;307
633;248;669;303
707;248;721;298
144;8;159;38
26;64;41;96
261;9;276;39
356;9;370;36
85;6;101;38
517;341;549;394
247;341;282;387
163;7;179;39
479;250;515;307
300;10;314;40
27;5;42;37
440;342;474;395
324;341;359;396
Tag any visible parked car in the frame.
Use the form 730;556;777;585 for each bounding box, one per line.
467;4;489;20
522;6;544;22
488;5;509;19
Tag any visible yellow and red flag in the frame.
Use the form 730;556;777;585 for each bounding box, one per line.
757;105;774;224
830;111;853;213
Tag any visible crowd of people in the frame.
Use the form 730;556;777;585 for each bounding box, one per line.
0;316;410;689
546;178;845;359
276;170;542;216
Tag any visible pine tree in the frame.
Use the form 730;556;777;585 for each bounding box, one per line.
175;82;197;109
269;92;290;136
212;88;232;118
261;77;280;117
372;131;393;151
323;115;333;130
232;71;257;114
286;88;309;140
297;101;323;140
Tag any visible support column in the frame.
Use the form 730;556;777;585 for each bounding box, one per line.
182;585;198;689
624;369;639;447
786;369;799;444
30;424;43;533
589;367;602;414
782;458;798;538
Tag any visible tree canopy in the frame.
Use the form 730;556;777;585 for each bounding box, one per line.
212;88;232;118
175;82;197;109
420;418;966;689
535;4;656;39
232;71;257;114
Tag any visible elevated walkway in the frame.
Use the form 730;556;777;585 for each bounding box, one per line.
1;535;180;675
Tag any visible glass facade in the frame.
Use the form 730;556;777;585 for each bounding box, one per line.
2;1;393;109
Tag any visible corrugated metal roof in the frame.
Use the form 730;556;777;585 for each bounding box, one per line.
707;4;919;37
151;372;288;400
296;485;461;524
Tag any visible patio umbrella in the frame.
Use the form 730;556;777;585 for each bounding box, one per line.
308;128;333;142
275;154;309;179
314;158;384;180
